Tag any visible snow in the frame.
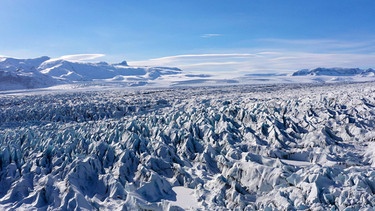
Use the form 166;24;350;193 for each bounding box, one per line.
169;186;201;210
280;159;311;167
292;67;375;76
0;81;375;210
0;56;183;90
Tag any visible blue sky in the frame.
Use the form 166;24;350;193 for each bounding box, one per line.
1;0;375;73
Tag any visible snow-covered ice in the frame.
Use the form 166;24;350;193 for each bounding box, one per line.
1;81;375;210
169;186;201;210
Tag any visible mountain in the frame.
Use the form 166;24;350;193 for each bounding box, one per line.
0;56;182;90
0;56;58;90
38;59;182;81
1;56;375;91
292;67;375;76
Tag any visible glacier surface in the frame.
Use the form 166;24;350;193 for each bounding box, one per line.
0;82;375;210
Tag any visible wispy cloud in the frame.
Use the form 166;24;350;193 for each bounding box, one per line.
129;51;375;75
128;37;375;76
200;34;222;38
130;53;257;74
149;53;255;61
52;54;105;62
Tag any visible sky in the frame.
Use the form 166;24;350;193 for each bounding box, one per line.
1;0;375;74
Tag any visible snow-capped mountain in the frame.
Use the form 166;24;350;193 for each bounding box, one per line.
0;56;57;90
292;67;375;76
0;56;182;90
38;59;182;81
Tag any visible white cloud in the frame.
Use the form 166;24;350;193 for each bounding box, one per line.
129;53;258;75
201;34;222;38
52;54;105;62
129;51;375;75
149;53;254;60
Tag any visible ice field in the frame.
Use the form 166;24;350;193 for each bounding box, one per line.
0;82;375;210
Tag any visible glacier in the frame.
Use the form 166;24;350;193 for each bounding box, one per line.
1;81;375;210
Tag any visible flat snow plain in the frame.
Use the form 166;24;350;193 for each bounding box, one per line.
1;82;375;210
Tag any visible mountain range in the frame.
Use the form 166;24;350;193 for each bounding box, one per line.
0;56;374;90
0;56;181;90
292;67;375;76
